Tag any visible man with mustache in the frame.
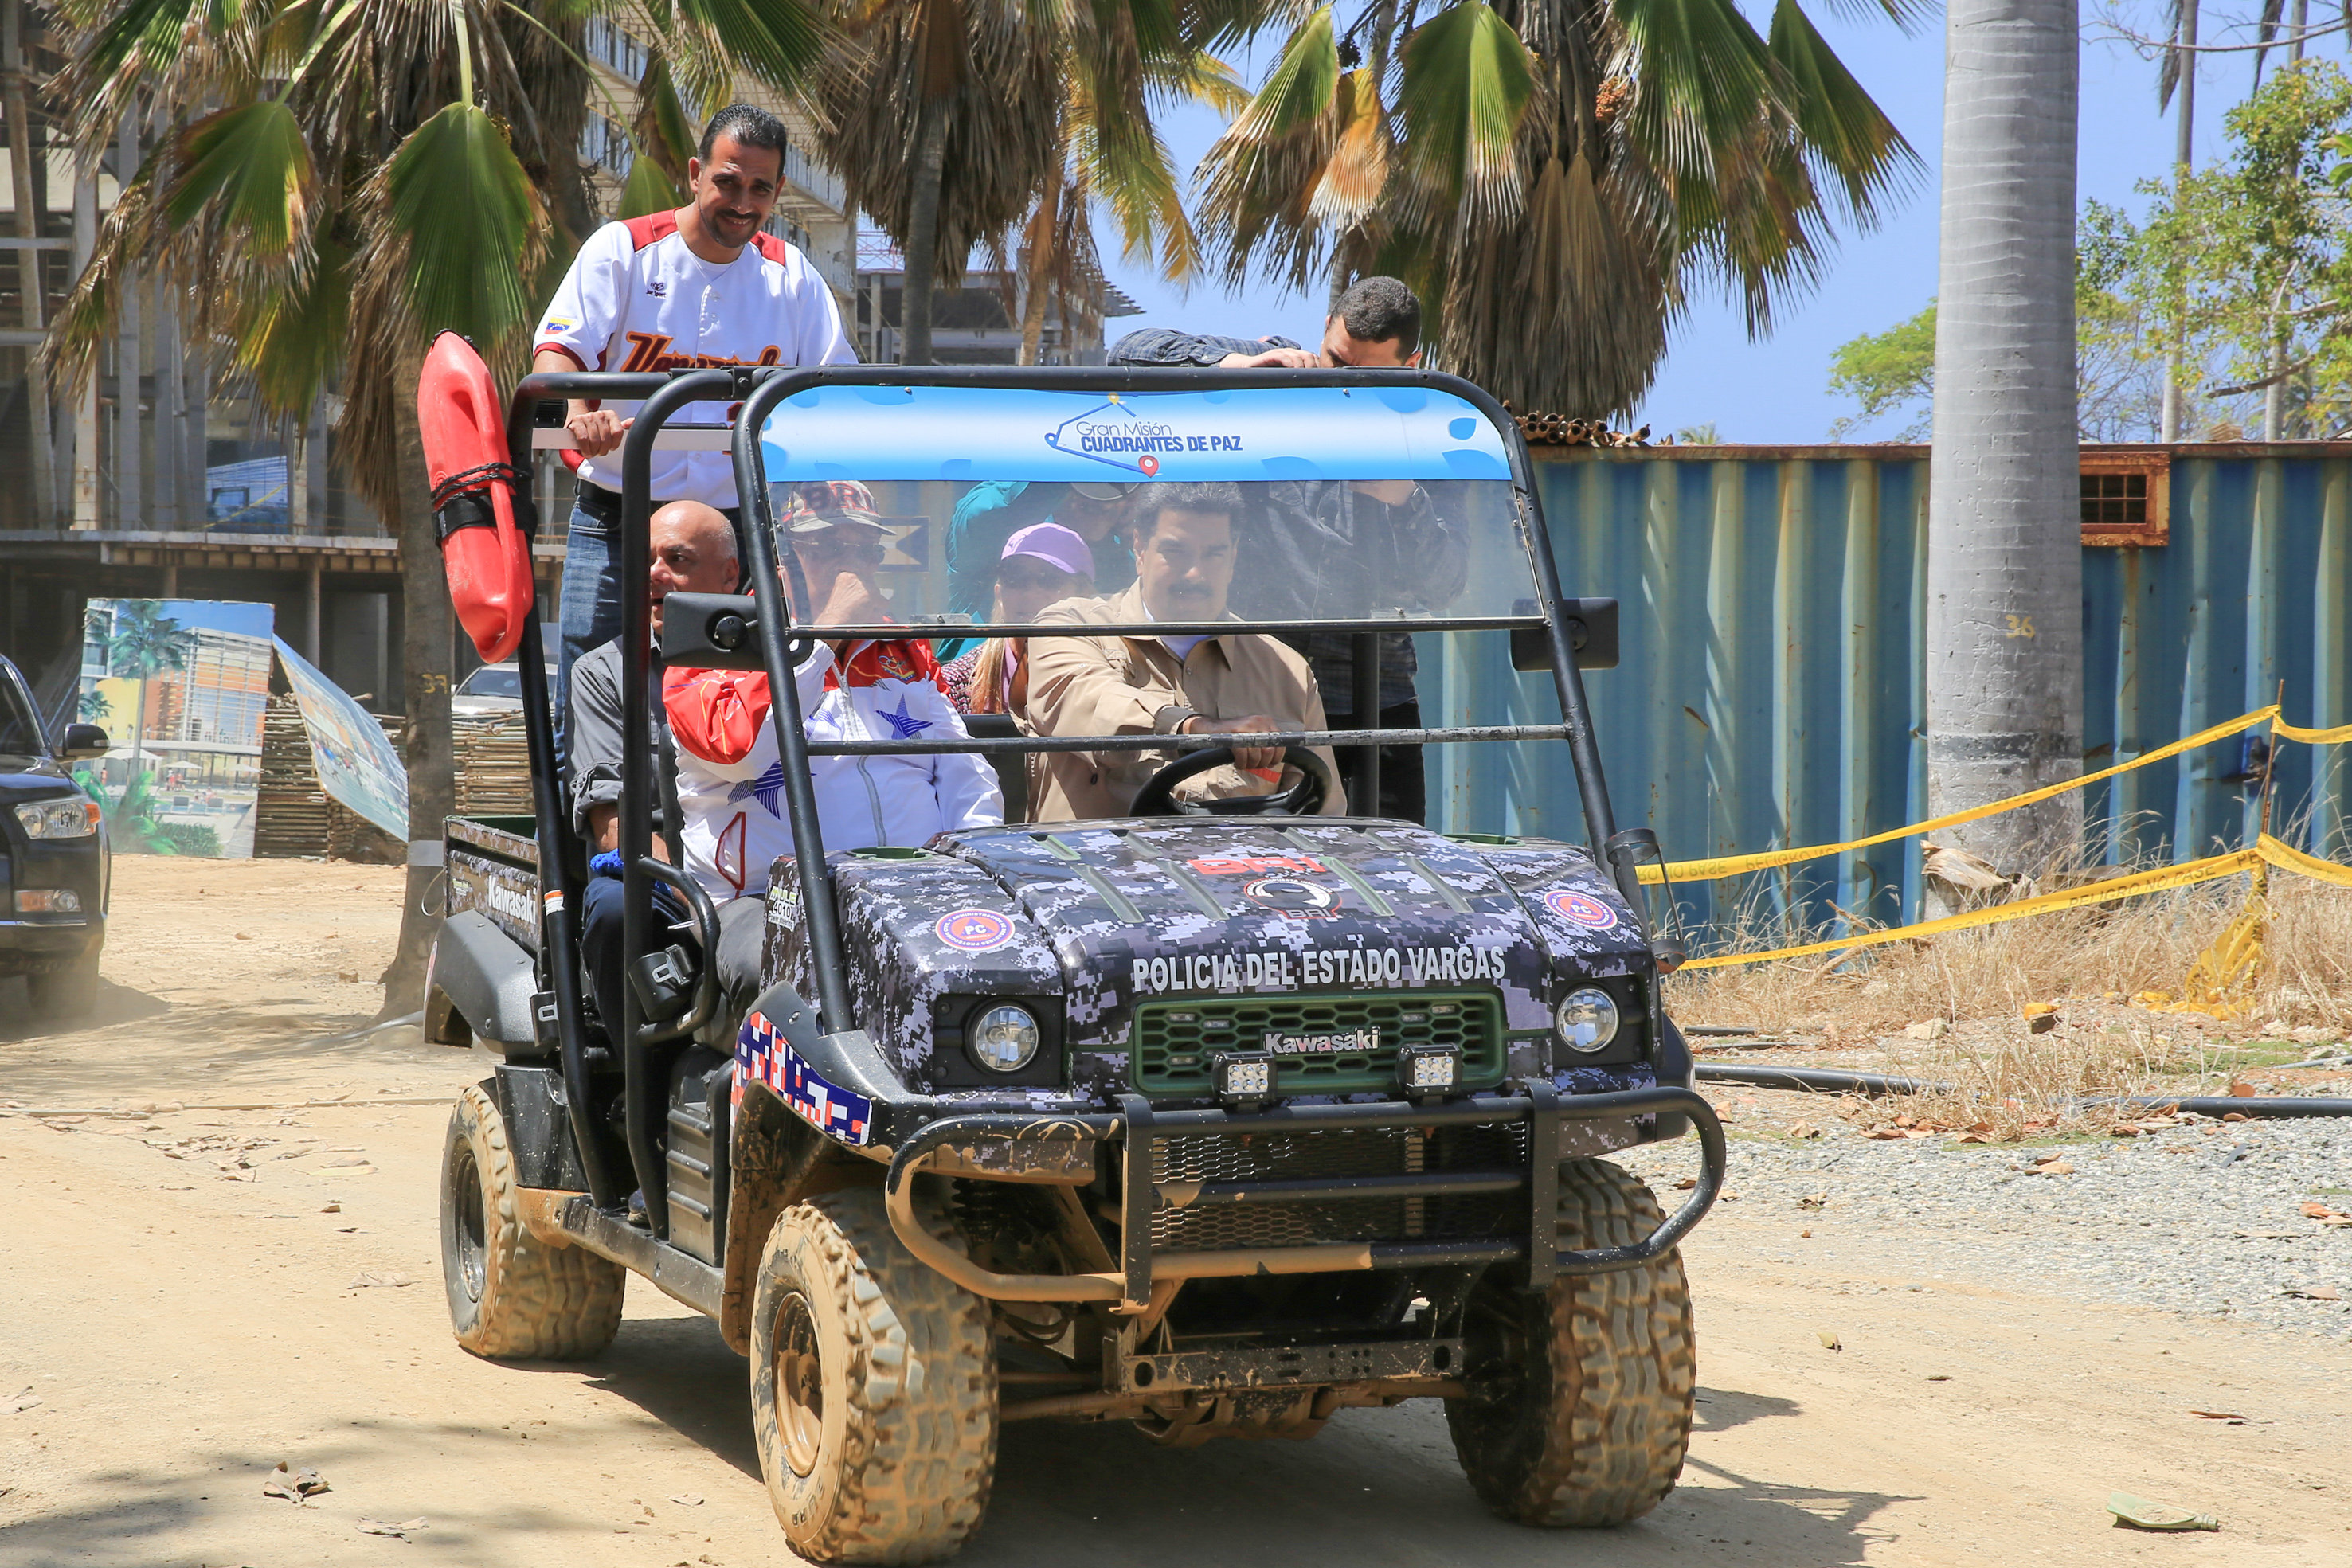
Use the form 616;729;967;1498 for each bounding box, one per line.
1023;482;1343;819
531;102;856;753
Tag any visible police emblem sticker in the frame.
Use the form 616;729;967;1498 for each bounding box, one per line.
1545;890;1618;930
935;909;1017;952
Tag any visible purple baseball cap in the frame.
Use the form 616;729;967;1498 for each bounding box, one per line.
1000;522;1094;581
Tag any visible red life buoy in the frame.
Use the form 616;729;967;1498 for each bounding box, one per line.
417;331;536;663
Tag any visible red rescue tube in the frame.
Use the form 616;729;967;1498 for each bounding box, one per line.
417;330;536;663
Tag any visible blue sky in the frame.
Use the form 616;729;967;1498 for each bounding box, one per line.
1102;7;2300;443
113;598;278;640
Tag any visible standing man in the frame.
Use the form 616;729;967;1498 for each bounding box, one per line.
533;102;856;745
1107;278;1464;823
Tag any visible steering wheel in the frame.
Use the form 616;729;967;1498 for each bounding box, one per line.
1129;745;1336;818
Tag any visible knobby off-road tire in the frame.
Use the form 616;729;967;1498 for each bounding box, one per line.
1446;1156;1696;1527
440;1085;625;1359
750;1187;996;1565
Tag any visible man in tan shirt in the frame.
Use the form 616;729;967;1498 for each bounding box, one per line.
1023;481;1345;820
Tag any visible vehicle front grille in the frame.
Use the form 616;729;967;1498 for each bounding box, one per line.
1147;1120;1529;1253
1130;990;1505;1096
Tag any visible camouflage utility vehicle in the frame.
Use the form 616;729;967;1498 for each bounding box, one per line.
423;362;1724;1563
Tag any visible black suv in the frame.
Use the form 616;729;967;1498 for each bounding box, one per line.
0;654;110;1018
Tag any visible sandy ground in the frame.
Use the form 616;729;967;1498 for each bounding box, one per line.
2;858;2348;1567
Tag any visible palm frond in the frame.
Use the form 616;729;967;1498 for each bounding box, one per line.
1230;4;1337;140
377;101;547;347
163;100;317;266
1764;0;1919;221
671;0;826;90
229;234;352;413
1614;0;1779;181
1395;0;1532;219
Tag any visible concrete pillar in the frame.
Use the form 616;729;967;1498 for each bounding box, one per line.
160;561;177;596
114;111;140;529
305;562;322;663
155;283;183;529
182;352;207;525
70;170;96;530
307;394;329;530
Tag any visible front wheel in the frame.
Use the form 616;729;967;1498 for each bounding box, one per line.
1445;1158;1696;1526
439;1085;625;1359
750;1187;996;1564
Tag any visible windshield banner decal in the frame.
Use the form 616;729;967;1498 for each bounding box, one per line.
761;385;1512;483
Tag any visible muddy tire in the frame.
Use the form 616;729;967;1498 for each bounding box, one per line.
439;1084;624;1359
749;1187;996;1564
1445;1157;1696;1527
26;955;100;1019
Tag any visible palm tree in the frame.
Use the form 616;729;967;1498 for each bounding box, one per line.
1010;22;1248;364
1196;0;1920;416
43;0;822;1011
1922;0;2081;889
95;600;195;780
798;0;1059;363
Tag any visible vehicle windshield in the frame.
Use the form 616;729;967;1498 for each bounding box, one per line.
459;666;522;699
755;383;1536;634
0;664;45;757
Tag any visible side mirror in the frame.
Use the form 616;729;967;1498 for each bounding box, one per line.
59;723;110;761
1511;597;1619;673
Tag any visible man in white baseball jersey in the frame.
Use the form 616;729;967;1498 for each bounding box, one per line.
532;102;857;747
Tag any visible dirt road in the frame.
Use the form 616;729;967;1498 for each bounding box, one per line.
3;859;2346;1566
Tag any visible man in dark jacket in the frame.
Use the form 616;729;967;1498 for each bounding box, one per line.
1106;277;1464;823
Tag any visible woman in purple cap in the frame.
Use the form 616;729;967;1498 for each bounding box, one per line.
940;522;1095;716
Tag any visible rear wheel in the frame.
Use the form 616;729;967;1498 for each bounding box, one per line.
26;954;100;1019
1445;1157;1696;1526
750;1187;996;1564
439;1085;624;1359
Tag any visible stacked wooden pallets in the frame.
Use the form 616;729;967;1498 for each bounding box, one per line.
254;696;408;862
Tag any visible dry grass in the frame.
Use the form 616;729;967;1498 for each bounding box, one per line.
1666;869;2352;1142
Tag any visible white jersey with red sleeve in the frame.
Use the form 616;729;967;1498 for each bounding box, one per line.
661;641;1004;902
533;211;857;508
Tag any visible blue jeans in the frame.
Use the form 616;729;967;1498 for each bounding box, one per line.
554;491;742;773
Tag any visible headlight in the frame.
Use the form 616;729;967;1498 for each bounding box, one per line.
14;797;100;839
1555;987;1621;1054
967;1003;1041;1073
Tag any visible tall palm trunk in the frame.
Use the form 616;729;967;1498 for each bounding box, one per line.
1016;154;1063;366
1923;0;2083;897
5;2;55;523
899;96;950;364
380;342;454;1018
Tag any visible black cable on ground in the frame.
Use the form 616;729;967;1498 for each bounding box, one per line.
1693;1062;2352;1118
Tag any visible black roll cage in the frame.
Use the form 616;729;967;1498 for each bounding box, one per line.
498;364;1650;1224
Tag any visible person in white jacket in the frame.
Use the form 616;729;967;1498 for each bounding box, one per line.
662;487;1003;1009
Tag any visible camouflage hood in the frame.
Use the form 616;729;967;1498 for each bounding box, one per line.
765;819;1657;1105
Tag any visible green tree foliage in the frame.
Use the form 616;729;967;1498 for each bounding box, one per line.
1826;301;1934;440
1831;62;2352;441
1197;0;1921;416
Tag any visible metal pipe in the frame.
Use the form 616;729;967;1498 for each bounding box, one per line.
806;725;1572;757
1166;1169;1526;1206
730;370;851;1032
1696;1062;2352;1117
1352;631;1381;812
618;369;740;1237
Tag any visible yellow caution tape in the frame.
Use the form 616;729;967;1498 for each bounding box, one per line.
1642;706;2280;885
2254;831;2352;888
1679;833;2348;971
1678;850;2265;969
2273;718;2352;745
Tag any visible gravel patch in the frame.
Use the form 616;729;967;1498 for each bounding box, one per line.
1618;1101;2352;1340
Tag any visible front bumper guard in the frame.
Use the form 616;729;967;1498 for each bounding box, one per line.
881;1085;1726;1310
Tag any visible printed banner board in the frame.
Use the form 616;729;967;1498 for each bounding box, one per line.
78;599;275;858
275;639;409;841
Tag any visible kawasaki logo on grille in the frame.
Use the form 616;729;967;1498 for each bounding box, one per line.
1262;1027;1380;1057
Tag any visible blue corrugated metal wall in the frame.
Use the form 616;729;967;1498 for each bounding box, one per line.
1420;445;2352;937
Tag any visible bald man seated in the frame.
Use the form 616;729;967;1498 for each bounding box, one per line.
569;500;741;1073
